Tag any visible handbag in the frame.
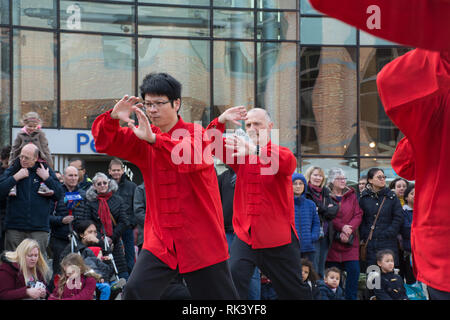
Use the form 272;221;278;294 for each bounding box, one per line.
360;196;386;261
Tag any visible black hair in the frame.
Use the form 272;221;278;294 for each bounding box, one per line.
140;73;182;109
301;258;320;281
376;249;395;263
324;266;341;278
1;145;11;160
389;177;409;190
68;157;86;170
404;184;415;200
367;167;384;181
74;219;97;235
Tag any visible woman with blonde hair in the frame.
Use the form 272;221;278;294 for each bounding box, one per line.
304;166;339;278
0;238;49;300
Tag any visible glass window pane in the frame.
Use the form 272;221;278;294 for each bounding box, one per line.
60;1;134;34
139;38;210;124
301;17;356;45
300;47;357;156
0;28;10;146
256;11;297;41
1;0;9;24
300;0;322;15
139;6;209;37
257;42;297;153
213;41;254;123
13;30;56;127
60;34;134;129
140;0;209;5
360;158;401;186
13;0;56;29
360;31;398;46
359;47;412;157
257;0;297;10
214;0;253;8
214;10;254;39
301;157;359;187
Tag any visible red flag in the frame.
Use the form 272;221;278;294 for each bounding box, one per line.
309;0;450;51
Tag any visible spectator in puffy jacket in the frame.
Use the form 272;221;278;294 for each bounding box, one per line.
0;143;63;256
133;183;146;251
292;173;320;263
359;168;404;268
325;168;363;300
372;249;408;300
317;267;345;300
401;184;416;284
73;172;129;280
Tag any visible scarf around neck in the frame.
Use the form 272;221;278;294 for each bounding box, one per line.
98;192;113;237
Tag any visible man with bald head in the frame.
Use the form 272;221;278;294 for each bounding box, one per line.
0;143;63;255
208;107;311;299
49;165;86;275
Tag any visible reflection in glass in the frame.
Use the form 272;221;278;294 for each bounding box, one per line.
360;158;400;185
359;47;411;157
257;0;297;10
300;0;321;14
60;1;134;34
300;47;357;156
256;11;297;41
360;31;398;46
214;0;253;8
300;17;356;45
214;10;254;39
0;28;10;146
139;6;209;37
1;0;9;24
60;34;134;129
141;0;209;5
257;42;297;152
139;38;210;125
12;0;56;29
213;41;254;126
301;157;358;187
13;30;57;127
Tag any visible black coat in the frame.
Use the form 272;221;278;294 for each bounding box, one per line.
217;168;236;233
50;185;86;241
317;280;345;300
359;187;404;266
305;185;339;246
0;158;64;232
374;272;408;300
110;174;136;227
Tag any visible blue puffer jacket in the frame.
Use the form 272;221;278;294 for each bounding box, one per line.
293;173;320;253
0;158;64;232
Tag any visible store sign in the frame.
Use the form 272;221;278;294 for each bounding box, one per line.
12;128;99;155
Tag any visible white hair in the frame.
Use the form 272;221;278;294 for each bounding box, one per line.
327;167;346;185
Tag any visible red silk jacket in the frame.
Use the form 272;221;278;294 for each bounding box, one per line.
207;118;298;249
378;49;450;292
92;111;229;273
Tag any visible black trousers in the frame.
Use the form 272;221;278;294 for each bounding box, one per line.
123;249;239;300
427;286;450;300
229;231;311;300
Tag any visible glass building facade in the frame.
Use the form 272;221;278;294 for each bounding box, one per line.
0;0;410;184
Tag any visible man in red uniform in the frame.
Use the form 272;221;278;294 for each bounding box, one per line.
92;73;239;299
208;108;311;299
309;0;450;299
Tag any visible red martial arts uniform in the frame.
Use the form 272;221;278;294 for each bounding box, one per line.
207;118;298;249
92;111;229;273
377;49;450;292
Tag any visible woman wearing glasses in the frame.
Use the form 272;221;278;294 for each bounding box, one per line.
73;172;129;280
358;168;404;269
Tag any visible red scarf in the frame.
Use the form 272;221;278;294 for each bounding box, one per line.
98;192;113;237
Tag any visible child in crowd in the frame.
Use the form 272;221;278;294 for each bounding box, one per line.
49;253;99;300
301;258;321;300
317;267;345;300
372;249;408;300
85;246;126;300
8;111;54;196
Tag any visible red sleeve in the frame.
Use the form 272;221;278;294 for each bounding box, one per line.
91;110;150;168
391;137;415;181
259;144;297;177
0;267;28;300
377;49;450;141
309;0;450;51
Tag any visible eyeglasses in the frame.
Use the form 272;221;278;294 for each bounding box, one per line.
335;177;347;181
143;100;171;110
95;181;108;186
375;175;386;180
